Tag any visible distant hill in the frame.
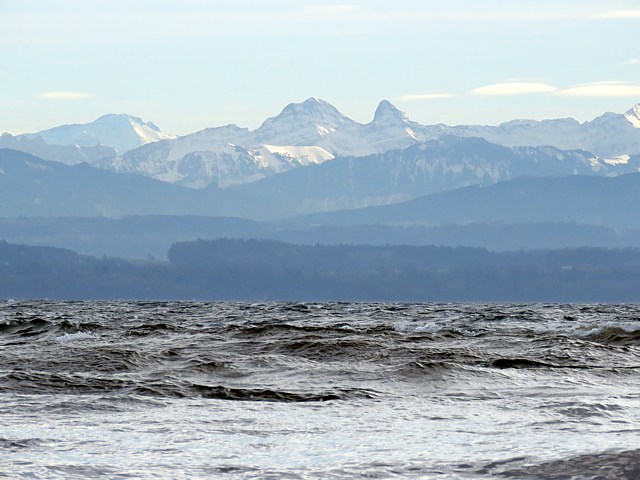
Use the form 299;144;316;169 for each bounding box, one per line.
1;216;636;260
293;173;640;230
211;135;634;218
0;149;207;217
0;133;116;165
3;148;640;235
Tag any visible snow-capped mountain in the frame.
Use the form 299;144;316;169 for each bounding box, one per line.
98;98;442;188
447;103;640;158
100;122;336;189
624;104;640;128
252;97;441;156
103;98;639;189
19;114;175;154
254;97;360;147
5;98;640;190
360;100;443;153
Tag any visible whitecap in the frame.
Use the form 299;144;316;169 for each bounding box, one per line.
54;331;99;343
394;322;442;334
571;321;640;338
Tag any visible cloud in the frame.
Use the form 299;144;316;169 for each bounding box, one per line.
628;58;640;65
557;82;640;97
397;93;454;101
593;10;640;19
38;91;92;100
470;81;640;98
471;82;557;96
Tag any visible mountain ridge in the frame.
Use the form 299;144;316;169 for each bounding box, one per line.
105;98;640;188
4;99;640;190
14;113;176;155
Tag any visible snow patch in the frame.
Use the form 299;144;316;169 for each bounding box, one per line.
130;120;175;144
405;127;419;140
262;145;334;165
624;105;640;128
25;161;50;171
603;154;631;165
315;125;335;136
589;157;604;170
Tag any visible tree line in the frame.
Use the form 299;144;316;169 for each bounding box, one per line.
2;239;640;302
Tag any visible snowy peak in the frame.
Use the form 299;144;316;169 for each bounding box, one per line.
372;100;409;125
279;97;343;118
95;113;145;125
89;113;176;148
261;97;354;131
256;98;359;145
624;103;640;128
20;114;175;154
95;113;161;132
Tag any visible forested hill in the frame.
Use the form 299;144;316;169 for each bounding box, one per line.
2;239;640;302
0;240;80;270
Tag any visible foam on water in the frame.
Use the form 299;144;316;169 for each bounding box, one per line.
54;331;99;343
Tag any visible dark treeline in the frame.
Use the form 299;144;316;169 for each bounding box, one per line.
2;239;640;302
4;216;639;261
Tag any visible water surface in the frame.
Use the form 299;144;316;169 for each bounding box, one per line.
1;302;639;479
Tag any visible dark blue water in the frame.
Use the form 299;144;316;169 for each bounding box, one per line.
1;302;639;479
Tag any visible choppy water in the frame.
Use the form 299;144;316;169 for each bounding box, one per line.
1;301;640;479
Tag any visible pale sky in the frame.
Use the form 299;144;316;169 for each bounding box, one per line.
1;0;639;135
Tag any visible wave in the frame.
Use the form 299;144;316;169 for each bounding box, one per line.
0;317;103;340
3;302;640;403
0;437;44;452
0;369;376;403
482;449;640;479
490;358;553;369
0;317;50;337
573;322;640;345
190;385;375;402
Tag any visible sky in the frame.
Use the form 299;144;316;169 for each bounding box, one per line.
1;0;639;136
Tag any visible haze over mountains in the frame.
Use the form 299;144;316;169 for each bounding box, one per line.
1;98;640;263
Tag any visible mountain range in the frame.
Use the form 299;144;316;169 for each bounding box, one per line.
3;98;639;190
3;135;639;220
2;99;640;260
3;145;640;230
